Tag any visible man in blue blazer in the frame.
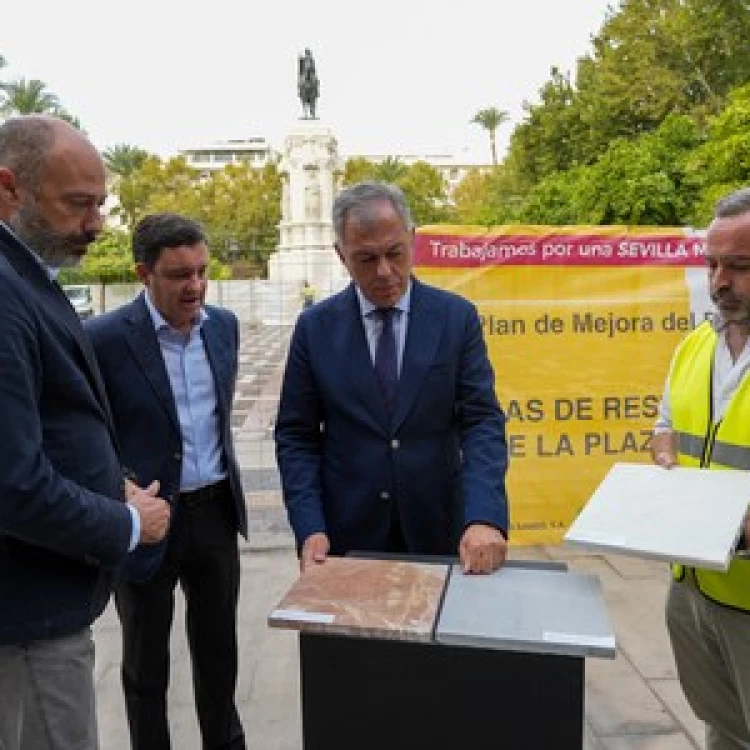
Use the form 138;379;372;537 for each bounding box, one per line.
0;116;170;750
275;182;509;574
85;213;247;750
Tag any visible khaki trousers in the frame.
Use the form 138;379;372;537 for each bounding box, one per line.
0;628;98;750
666;578;750;750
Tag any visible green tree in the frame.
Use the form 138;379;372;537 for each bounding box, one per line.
398;161;451;226
508;68;588;186
518;168;589;225
452;169;494;225
58;229;135;312
1;77;60;116
341;157;380;185
450;164;526;226
113;155;198;231
196;162;282;269
341;156;408;185
518;114;701;226
376;156;408;183
471;107;509;166
0;76;81;126
103;144;150;178
684;82;750;226
110;156;280;275
506;0;750;197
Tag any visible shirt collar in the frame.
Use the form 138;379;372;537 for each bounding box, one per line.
356;280;412;319
143;290;208;333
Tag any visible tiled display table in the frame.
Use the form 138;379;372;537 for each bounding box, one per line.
269;556;615;750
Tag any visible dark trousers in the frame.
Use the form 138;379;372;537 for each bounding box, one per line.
115;484;245;750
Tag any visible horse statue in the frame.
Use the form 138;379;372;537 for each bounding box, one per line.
298;48;319;119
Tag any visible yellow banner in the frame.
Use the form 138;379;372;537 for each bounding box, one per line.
415;225;710;544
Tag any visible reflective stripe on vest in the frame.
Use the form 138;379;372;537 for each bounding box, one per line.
676;431;750;469
675;431;704;462
669;321;750;611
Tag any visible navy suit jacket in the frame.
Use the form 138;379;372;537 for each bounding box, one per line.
275;278;509;556
0;224;132;645
85;292;247;582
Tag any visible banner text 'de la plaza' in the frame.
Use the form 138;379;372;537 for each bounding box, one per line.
414;225;711;545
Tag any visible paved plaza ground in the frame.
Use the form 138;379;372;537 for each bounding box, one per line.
92;321;707;749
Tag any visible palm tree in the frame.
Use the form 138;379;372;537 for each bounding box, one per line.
0;77;62;116
471;107;509;166
103;144;150;178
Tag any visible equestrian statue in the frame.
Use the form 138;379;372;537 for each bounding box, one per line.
298;48;319;119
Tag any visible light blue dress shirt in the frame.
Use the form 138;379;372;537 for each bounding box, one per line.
144;292;226;492
355;281;412;376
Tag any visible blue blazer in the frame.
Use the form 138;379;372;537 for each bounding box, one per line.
0;224;132;646
275;279;509;556
85;292;247;582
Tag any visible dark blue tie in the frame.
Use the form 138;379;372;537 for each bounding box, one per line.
374;307;398;414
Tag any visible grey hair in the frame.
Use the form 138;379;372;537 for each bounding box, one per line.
715;187;750;219
332;181;413;243
0;115;58;190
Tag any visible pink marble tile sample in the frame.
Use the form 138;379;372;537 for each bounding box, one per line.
268;557;449;642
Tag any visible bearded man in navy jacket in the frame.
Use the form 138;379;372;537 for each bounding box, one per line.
0;116;169;750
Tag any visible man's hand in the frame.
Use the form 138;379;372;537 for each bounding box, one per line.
128;480;171;544
300;532;330;572
651;431;677;468
123;477;138;500
459;523;507;574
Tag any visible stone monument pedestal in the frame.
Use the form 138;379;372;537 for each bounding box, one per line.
265;121;348;325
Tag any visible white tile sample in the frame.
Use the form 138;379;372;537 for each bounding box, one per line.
564;462;749;571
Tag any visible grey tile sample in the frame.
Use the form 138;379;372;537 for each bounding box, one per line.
565;462;749;571
435;565;616;658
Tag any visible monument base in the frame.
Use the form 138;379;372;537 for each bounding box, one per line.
265;246;348;325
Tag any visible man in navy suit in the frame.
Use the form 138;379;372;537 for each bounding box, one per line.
275;182;509;574
0;116;170;750
85;214;247;750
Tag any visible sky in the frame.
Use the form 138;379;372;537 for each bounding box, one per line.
1;0;614;163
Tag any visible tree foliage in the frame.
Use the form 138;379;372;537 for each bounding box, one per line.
340;157;451;227
0;56;81;126
518;115;701;225
684;82;750;226
453;0;750;228
103;144;150;177
110;157;281;273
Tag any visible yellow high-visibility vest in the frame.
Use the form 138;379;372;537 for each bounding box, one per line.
669;321;750;611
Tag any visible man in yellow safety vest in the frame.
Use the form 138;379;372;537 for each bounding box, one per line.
652;186;750;750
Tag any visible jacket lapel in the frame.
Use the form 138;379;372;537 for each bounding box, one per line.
392;280;444;431
123;294;181;436
201;312;233;419
0;225;118;437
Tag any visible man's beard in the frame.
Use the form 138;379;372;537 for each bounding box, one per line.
712;291;750;330
10;203;97;268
